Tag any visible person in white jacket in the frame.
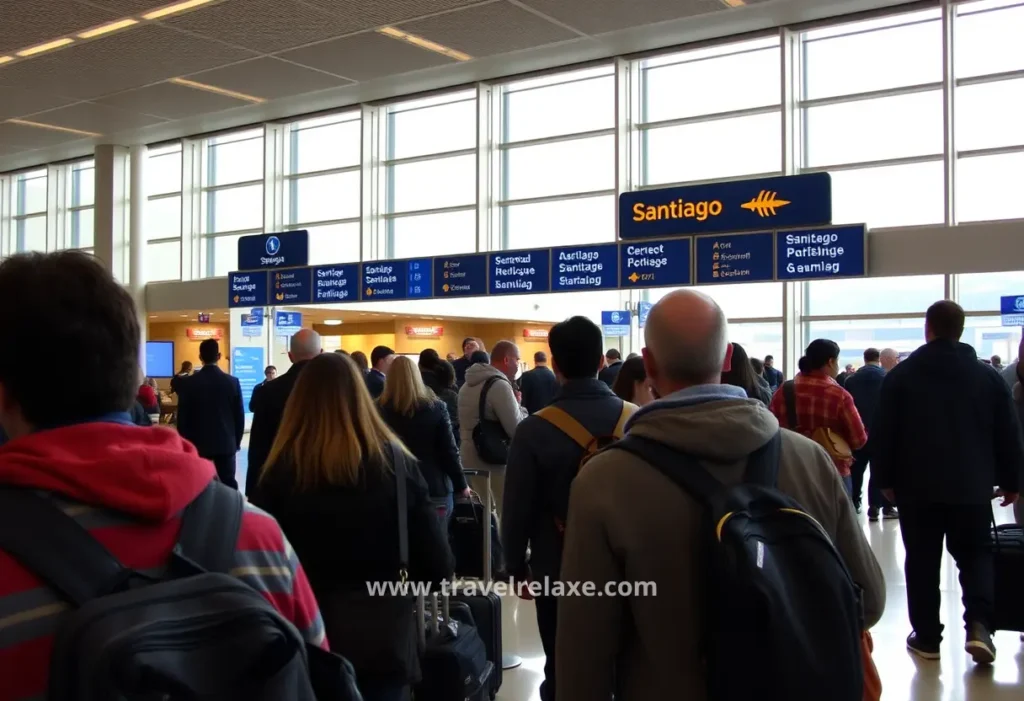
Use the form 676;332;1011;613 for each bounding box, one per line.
458;340;527;520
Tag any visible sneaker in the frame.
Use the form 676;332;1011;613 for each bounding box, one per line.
965;623;996;665
868;507;880;522
907;632;940;660
882;507;900;520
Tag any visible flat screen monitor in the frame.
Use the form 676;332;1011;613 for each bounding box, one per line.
146;341;175;379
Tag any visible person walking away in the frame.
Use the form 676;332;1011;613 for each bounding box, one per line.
247;330;322;496
0;251;326;699
434;360;461;447
611;356;655;407
365;346;395;400
519;351;559;415
503;316;638;701
169;360;193;396
769;339;867;498
763;354;783;392
458;341;527;522
418;348;444;395
872;300;1023;664
749;357;773;398
844;348;899;520
252;353;453;701
1003;336;1024;527
557;290;884;701
837;363;855;388
176;339;244;489
721;342;772;406
452;338;480;388
598;348;623;387
351;350;369;374
249;365;277;409
379;356;470;521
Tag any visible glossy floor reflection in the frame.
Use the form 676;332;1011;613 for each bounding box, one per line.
495;505;1024;701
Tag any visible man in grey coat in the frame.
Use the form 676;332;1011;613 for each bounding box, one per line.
557;289;885;701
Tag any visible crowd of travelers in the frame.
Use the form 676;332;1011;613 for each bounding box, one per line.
0;249;1021;701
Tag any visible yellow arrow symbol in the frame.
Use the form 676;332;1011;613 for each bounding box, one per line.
366;288;373;296
275;293;284;301
233;295;240;303
741;190;791;217
629;272;640;283
443;284;450;293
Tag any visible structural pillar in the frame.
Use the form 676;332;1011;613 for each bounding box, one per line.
93;144;130;283
129;145;148;371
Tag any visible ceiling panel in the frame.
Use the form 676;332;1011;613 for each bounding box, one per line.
187;57;353;101
0;1;119;55
0;121;92;149
399;2;580;57
0;24;256;99
95;81;251;119
28;102;167;134
518;0;745;35
278;31;454;82
0;84;79;120
164;0;370;53
298;0;490;31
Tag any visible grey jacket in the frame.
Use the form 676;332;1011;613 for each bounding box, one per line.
457;363;527;471
556;385;885;701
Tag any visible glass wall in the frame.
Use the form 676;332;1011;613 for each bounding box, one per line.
65;160;95;252
12;169;48;254
200;129;264;277
146;143;183;282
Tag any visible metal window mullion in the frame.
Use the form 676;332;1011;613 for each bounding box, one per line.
46;164;61;253
798;81;943;110
476;82;494;253
802;311;931;322
781;26;802;380
615;55;642;348
147;190;182;202
383;147;477;168
265;123;285;234
200;178;263;194
385;204;476;220
638;171;783;191
943;0;958;302
201;227;263;239
360;103;382;263
285;164;362;182
497;189;615;208
146;235;182;245
637;103;782;132
383;107;396;260
959;143;1024;159
499;127;616;152
956;67;1024;88
497;85;510;251
181;137;202;281
0;175;9;257
288;216;360;230
801;153;944;174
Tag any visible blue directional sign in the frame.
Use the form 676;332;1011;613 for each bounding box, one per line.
237;230;309;270
275;311;302;337
362;258;433;301
489;249;550;295
601;311;632;337
435;254;487;298
619;173;832;239
695;232;775;285
270;268;311;304
1000;295;1024;326
312;263;359;303
550;243;619;292
232;347;265;416
406;259;432;299
241;308;264;338
620;238;692;289
775;224;867;281
229;271;268;308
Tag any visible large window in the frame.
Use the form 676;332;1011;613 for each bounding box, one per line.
65;161;94;252
146;143;183;282
200;129;264;277
13;169;48;254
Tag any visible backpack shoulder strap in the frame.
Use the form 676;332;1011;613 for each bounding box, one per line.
612;435;724;507
782;380;798;430
478;376;503;419
536;405;594;449
613;401;637;438
391;443;409;578
742;431;783;487
176;481;245;574
0;488;129;606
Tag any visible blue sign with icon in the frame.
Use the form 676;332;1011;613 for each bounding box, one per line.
237;230;309;270
550;243;619;292
362;257;433;301
489;249;550;295
601;311;632;337
695;231;775;285
271;268;312;304
620;238;692;289
775;224;867;281
228;271;268;308
275;311;302;337
618;173;832;240
434;254;488;298
232;347;265;416
1000;295;1024;326
241;308;264;338
312;263;359;303
638;301;653;329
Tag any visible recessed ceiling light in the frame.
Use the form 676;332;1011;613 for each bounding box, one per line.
168;77;265;103
721;0;746;7
142;0;215;20
323;319;343;326
78;18;139;39
149;315;157;319
0;56;14;65
6;119;101;137
180;314;189;318
17;37;74;57
377;26;471;61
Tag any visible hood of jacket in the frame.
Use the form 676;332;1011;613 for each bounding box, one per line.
464;362;509;388
0;422;215;521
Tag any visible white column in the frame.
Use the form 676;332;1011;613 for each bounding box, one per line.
93;144;131;282
130;144;148;371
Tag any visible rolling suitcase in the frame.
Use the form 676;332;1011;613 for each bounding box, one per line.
452;588;502;699
416;593;492;701
991;521;1024;632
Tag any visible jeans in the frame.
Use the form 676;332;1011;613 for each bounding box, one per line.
850;449;892;510
535;596;558;701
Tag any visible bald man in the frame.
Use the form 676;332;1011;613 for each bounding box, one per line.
557;290;884;701
880;348;899;371
246;329;322;496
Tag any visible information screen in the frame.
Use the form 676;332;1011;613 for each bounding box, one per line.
145;341;175;378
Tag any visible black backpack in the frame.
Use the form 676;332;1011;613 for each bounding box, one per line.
613;431;864;701
472;377;512;465
0;482;362;701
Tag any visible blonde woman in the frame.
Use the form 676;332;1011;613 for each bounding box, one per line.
252;352;453;701
379;356;469;521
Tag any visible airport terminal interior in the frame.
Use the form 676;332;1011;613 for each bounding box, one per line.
4;0;1024;698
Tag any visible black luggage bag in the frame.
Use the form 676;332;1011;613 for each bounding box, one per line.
450;493;504;580
991;522;1024;632
417;594;492;701
452;589;502;699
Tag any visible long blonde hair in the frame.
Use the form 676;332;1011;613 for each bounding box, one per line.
261;353;410;490
379;356;435;417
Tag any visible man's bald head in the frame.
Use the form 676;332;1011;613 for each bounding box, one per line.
289;329;322;362
644;289;728;394
880;347;899;371
491;340;521;382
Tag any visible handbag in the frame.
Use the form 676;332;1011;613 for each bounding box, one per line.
472;377;512;465
783;380;853;463
319;445;420;684
861;631;881;701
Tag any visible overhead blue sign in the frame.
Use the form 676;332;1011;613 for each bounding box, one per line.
638;301;653;329
229;271;268;308
1000;295;1024;326
312;263;359;303
489;249;550;295
775;224;867;281
550;243;619;292
237;230;309;271
435;254;487;298
601;311;632;337
232;347;264;416
271;268;311;304
241;308;264;338
363;257;433;301
619;173;832;239
275;311;302;337
620;238;692;289
695;231;775;285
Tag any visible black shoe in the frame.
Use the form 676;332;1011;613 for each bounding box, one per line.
882;507;900;520
868;507;880;522
965;623;996;665
907;632;940;660
854;502;862;514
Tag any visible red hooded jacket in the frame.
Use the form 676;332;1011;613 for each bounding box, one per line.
0;422;326;700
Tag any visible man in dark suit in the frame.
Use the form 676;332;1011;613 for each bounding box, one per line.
246;330;322;496
365;345;394;399
597;348;623;387
518;351;559;414
451;337;480;388
175;339;244;489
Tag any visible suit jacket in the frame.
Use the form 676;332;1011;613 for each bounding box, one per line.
598;360;623;388
518;366;559;415
843;364;886;441
364;369;386;400
175;365;244;459
247;361;308;496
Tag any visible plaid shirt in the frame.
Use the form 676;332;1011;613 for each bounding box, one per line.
769;370;868;476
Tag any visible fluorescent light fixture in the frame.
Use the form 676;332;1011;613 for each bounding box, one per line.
377;26;471;61
0;56;14;65
721;0;747;7
143;0;215;20
180;314;189;318
17;37;74;57
168;77;265;103
6;119;101;137
323;319;343;326
78;18;139;39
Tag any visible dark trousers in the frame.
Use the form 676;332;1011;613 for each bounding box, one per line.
850;449;891;510
208;453;238;490
898;502;994;642
359;680;408;701
535;596;558;701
